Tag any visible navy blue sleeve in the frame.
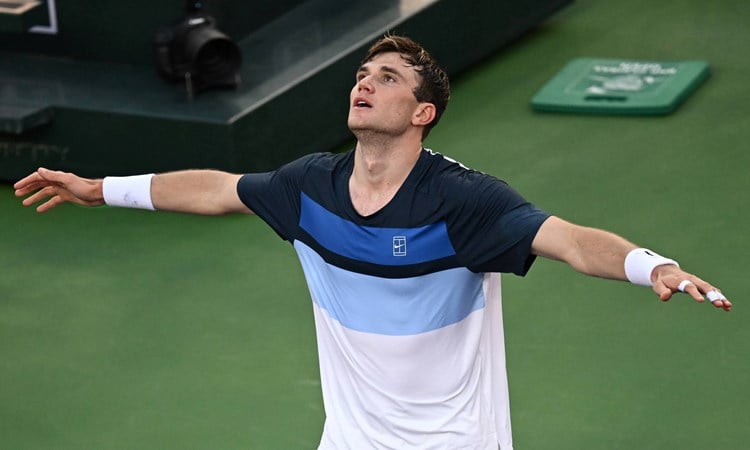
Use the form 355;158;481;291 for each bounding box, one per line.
236;154;320;242
444;170;550;276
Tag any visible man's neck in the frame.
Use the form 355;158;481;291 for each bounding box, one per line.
353;138;421;184
348;136;422;216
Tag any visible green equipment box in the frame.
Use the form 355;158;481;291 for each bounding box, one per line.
531;58;710;115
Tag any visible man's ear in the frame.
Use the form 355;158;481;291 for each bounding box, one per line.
412;103;436;128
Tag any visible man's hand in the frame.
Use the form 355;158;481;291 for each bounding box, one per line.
652;264;732;312
14;168;104;213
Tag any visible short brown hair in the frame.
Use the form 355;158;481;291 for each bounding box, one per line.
362;34;450;138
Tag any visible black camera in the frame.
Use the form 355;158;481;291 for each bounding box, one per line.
154;1;242;94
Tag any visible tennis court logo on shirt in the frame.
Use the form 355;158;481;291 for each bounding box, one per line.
393;236;407;256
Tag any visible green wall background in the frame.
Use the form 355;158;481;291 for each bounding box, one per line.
0;0;305;64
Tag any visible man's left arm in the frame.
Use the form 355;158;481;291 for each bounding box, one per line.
531;216;732;311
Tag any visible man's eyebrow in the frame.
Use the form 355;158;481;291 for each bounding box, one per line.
356;64;407;79
380;66;405;78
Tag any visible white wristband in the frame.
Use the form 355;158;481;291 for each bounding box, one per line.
102;174;156;210
624;248;679;286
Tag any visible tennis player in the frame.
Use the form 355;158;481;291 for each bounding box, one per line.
14;35;731;450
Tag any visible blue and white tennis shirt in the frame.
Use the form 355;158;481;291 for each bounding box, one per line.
237;149;549;450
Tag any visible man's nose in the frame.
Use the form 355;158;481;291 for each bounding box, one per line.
357;75;374;91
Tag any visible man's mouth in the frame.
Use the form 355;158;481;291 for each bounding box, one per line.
353;99;372;108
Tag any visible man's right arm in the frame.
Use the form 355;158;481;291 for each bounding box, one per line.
14;167;252;215
150;170;251;215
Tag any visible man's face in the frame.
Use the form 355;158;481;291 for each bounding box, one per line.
347;52;424;138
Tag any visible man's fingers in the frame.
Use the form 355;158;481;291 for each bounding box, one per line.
683;282;705;302
654;281;674;302
14;168;64;199
655;277;733;312
13;169;45;190
21;185;57;207
37;167;59;180
14;178;50;197
704;289;732;312
14;181;45;198
36;195;64;213
675;278;710;302
680;280;733;311
15;168;83;212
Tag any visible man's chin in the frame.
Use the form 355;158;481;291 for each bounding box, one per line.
348;121;372;135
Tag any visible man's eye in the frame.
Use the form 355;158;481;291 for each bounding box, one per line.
383;75;395;82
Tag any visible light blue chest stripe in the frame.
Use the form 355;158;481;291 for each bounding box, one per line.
299;192;456;265
295;241;485;336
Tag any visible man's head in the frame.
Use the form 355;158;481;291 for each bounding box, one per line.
353;34;450;139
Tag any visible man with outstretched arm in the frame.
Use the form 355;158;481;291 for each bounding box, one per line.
14;35;731;450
